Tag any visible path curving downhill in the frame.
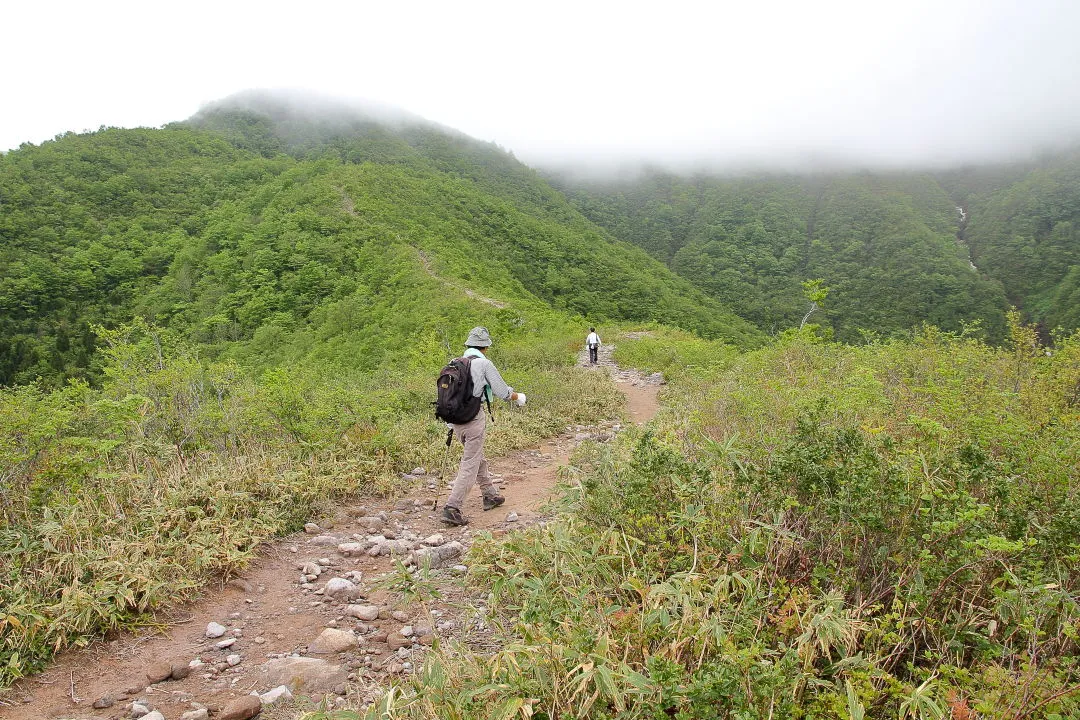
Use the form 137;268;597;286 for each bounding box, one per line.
1;339;661;720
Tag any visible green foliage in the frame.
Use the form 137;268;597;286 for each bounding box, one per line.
324;328;1080;719
942;149;1080;334
0;321;622;686
552;170;1015;342
0;94;761;387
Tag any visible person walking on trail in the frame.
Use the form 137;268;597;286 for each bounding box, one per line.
586;327;602;365
441;326;526;526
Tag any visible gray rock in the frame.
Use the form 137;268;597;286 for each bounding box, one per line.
506;512;519;522
409;541;465;569
337;542;366;556
324;577;358;601
309;534;340;546
345;604;380;621
226;653;242;666
259;656;348;692
218;695;262;720
141;712;166;720
181;710;210;720
357;516;385;531
309;627;357;654
391;610;409;622
421;533;446;546
92;695;115;709
259;684;293;705
145;661;173;683
206;622;227;638
130;705;151;719
216;638;236;649
301;561;322;576
304;522;322;534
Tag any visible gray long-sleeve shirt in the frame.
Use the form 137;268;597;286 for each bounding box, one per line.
463;349;513;401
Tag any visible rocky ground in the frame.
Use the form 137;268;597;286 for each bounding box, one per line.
0;342;661;720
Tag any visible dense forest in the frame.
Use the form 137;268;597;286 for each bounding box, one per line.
0;93;760;388
551;157;1080;343
1;92;1078;717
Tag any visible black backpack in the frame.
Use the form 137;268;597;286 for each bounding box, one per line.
435;357;483;424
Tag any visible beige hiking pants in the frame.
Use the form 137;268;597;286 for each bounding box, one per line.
447;412;497;510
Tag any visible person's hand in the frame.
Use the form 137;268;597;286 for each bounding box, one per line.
515;392;527;407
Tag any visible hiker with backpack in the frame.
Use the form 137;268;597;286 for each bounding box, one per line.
586;327;601;365
435;326;526;526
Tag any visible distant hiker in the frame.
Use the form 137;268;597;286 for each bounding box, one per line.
436;326;526;526
586;327;601;365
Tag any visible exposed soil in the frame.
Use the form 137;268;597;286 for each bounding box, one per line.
0;342;660;720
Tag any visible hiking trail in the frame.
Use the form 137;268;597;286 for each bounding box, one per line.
1;340;661;720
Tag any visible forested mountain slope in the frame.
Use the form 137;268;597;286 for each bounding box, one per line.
0;92;760;387
940;149;1080;333
552;170;1014;342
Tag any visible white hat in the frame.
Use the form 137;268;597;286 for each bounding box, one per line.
465;326;492;347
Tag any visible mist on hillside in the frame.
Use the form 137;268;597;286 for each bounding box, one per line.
5;0;1079;176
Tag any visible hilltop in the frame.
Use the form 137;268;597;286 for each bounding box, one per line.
0;90;760;388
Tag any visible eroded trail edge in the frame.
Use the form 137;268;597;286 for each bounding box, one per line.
2;343;660;720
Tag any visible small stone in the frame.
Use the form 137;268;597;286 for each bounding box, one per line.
227;653;242;666
386;632;411;650
400;625;414;637
411;467;425;475
254;636;266;645
146;661;173;683
141;712;166;720
391;610;409;622
506;512;519;522
419;634;435;646
130;703;151;719
206;622;227;638
422;533;446;546
92;695;115;709
218;694;263;720
304;522;322;534
337;542;366;556
345;603;380;621
310;534;340;546
181;710;210;720
216;638;236;649
324;577;358;601
309;628;357;654
259;685;293;705
171;662;191;680
357;516;385;531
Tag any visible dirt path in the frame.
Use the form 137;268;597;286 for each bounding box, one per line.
0;342;659;720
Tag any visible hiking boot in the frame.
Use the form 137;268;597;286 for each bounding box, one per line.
441;506;468;526
482;494;506;511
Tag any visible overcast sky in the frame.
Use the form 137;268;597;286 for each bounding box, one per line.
4;0;1080;170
